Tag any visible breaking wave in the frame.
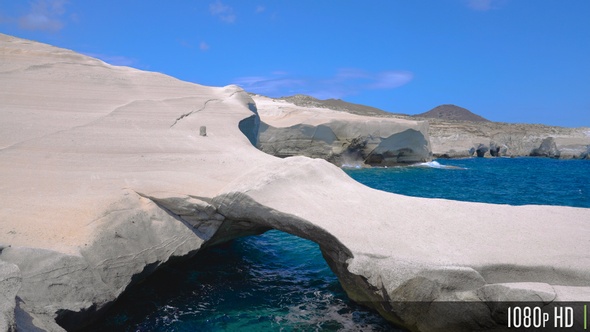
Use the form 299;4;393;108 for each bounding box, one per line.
412;161;465;169
341;163;363;169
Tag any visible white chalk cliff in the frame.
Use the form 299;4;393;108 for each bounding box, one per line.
253;95;432;166
1;34;589;332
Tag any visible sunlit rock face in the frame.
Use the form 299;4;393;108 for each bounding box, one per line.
422;118;590;159
253;95;432;166
530;137;560;158
0;33;273;330
1;34;590;332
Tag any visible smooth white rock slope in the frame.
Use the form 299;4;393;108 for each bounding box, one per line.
1;34;589;332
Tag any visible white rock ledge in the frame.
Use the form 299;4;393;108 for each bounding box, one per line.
1;34;589;332
253;95;432;166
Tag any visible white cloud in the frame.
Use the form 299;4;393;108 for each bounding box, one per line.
232;74;306;95
210;0;236;23
370;71;414;89
18;0;69;31
199;41;210;51
466;0;505;11
255;5;266;13
233;68;413;98
19;13;62;31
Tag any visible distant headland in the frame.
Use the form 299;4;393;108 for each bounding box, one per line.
256;94;590;162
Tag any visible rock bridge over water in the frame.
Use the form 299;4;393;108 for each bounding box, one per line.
1;34;589;332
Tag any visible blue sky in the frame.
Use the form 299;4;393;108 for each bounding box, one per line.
1;0;589;127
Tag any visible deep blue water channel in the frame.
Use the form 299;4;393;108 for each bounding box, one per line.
346;158;589;208
88;158;588;331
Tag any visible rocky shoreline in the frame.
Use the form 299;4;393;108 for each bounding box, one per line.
423;118;590;160
1;34;590;332
253;94;432;167
265;94;590;162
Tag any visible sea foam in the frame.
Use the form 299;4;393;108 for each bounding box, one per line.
412;161;465;169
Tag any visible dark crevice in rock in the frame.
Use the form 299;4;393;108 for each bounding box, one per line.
238;114;260;147
169;98;220;128
55;304;100;332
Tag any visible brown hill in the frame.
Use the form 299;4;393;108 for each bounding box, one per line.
413;104;490;122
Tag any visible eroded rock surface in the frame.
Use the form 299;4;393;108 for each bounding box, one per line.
0;261;20;332
255;96;590;160
424;119;590;159
1;34;589;332
0;33;272;330
253;95;432;166
211;156;590;331
531;137;561;158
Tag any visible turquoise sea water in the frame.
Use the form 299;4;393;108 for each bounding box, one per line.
88;158;588;331
89;231;396;332
346;157;590;208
